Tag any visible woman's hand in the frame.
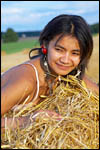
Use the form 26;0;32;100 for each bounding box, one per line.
30;109;62;121
1;109;62;134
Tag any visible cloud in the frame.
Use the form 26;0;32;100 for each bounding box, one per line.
1;1;99;32
1;7;23;15
1;1;99;17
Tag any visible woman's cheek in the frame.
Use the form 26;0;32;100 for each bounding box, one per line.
72;56;80;66
48;50;57;62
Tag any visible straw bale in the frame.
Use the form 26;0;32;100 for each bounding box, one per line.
1;75;99;149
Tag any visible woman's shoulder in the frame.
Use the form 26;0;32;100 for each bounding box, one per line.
82;74;99;95
1;59;39;88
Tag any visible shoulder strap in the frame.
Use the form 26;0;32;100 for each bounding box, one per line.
24;62;39;102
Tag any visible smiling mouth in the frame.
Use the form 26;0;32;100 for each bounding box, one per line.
56;63;72;70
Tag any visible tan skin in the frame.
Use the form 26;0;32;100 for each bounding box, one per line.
1;35;99;129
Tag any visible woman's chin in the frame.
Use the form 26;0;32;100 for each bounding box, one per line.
49;65;73;76
53;70;72;76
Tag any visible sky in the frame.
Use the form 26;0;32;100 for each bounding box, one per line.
1;1;99;32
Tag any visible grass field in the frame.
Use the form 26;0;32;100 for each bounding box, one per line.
1;37;40;54
1;34;99;83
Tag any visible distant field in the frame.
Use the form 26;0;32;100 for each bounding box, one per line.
85;34;99;83
1;34;99;83
1;37;40;54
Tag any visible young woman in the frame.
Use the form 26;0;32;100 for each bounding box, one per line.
1;14;99;119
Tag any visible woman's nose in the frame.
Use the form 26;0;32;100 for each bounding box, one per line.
60;53;71;64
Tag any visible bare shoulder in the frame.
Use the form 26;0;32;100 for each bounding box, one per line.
1;62;38;115
1;62;36;87
83;74;99;95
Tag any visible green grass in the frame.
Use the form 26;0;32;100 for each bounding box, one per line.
1;39;40;54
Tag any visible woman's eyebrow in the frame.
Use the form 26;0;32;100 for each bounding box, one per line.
55;44;66;50
55;44;80;52
72;49;80;52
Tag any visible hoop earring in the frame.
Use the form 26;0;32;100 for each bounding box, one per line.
44;55;48;66
43;55;50;73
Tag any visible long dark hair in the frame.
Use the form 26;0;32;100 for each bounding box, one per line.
29;14;93;79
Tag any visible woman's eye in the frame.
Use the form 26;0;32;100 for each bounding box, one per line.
72;52;80;56
55;48;63;52
55;48;61;51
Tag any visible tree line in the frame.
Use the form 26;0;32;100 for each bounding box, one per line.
1;23;99;43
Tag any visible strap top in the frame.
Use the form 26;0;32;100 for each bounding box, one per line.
24;62;40;102
11;62;39;111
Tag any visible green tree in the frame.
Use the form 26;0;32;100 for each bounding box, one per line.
3;28;19;43
90;23;99;35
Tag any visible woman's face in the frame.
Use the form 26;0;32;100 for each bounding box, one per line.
47;35;81;76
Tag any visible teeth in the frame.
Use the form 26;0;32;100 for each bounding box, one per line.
59;65;70;67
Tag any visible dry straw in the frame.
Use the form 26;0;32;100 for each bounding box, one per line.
1;75;99;149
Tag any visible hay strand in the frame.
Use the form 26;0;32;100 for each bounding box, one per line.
1;75;99;149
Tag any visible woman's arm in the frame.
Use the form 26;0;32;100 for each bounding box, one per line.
1;110;62;134
1;115;31;134
1;65;36;116
83;75;99;95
